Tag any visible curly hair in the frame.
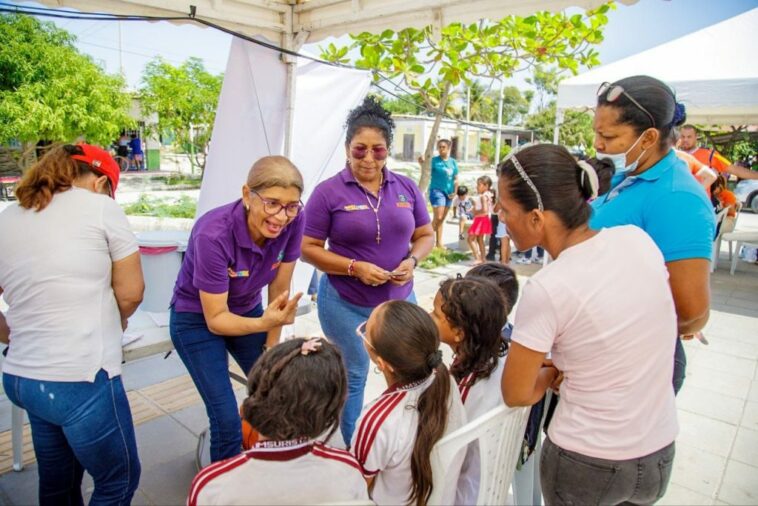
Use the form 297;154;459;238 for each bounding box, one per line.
438;277;508;383
345;95;395;148
466;262;519;315
241;338;346;442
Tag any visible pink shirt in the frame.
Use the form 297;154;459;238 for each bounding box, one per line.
512;226;678;460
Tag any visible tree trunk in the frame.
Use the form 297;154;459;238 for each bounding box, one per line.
417;83;451;194
19;142;38;172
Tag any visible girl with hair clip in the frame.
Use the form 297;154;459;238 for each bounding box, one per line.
187;337;369;506
353;300;466;506
590;76;715;394
430;276;509;505
467;175;494;264
498;144;679;506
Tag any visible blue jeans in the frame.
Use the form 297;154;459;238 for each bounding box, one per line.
317;275;416;446
170;305;266;462
3;369;140;506
429;188;452;208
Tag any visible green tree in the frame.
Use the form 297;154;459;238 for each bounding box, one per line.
374;92;425;115
0;14;132;169
140;57;223;172
525;101;595;153
321;3;612;190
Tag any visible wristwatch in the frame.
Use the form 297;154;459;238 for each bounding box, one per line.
404;253;419;268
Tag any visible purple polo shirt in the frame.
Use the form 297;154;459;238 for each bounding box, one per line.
304;167;430;307
171;199;305;315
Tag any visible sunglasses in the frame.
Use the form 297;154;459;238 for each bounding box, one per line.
351;145;388;161
597;82;656;128
249;189;303;218
356;321;376;351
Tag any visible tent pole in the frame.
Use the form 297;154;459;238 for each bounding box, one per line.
553;108;564;145
282;9;309;159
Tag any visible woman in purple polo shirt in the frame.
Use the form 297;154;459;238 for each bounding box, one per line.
301;96;435;445
170;156;305;462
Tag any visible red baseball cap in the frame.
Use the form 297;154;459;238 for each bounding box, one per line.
69;143;121;195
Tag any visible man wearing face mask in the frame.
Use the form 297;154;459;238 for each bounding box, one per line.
589;76;716;395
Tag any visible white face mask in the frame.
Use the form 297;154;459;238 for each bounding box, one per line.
596;133;647;174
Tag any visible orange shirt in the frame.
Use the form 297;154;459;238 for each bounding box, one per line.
716;189;738;217
690;147;732;174
675;150;712;196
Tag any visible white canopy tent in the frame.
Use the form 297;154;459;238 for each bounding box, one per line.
556;7;758;138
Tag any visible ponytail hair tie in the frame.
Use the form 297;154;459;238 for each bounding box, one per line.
427;350;443;369
577;160;599;200
668;102;686;128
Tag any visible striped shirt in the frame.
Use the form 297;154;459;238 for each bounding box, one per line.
351;375;467;505
188;439;368;505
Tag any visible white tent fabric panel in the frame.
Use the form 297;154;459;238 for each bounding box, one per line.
556;8;758;125
38;0;637;44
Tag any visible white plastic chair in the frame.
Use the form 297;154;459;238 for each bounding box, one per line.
428;405;530;506
710;208;729;272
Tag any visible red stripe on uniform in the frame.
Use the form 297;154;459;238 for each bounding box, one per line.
357;392;406;464
353;392;401;461
312;445;363;472
187;454;248;506
458;372;476;405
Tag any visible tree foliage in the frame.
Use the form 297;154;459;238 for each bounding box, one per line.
140;57;223;171
0;14;132;168
321;3;613;190
525;102;595;153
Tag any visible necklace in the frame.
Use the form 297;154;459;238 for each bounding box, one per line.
357;173;384;244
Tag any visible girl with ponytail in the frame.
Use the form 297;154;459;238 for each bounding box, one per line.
498;144;679;505
353;300;466;506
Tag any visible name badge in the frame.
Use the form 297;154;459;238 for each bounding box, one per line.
344;204;369;211
228;267;250;278
396;202;412;208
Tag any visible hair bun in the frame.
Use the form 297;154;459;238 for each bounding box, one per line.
670;102;687;127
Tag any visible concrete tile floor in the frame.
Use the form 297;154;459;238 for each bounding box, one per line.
1;216;757;505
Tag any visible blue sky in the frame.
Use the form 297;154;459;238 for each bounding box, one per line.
12;0;758;91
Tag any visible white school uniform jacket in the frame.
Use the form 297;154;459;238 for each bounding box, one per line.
351;375;467;506
456;354;507;506
187;440;369;506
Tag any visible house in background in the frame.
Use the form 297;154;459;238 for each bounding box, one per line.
391;114;534;163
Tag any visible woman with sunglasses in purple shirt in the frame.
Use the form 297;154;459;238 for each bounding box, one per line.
302;96;435;445
170;156;305;463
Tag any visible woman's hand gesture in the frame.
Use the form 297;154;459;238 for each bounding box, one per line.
353;261;392;287
262;290;303;328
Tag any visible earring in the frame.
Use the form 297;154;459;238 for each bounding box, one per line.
244;203;250;212
346;159;351;168
373;365;382;374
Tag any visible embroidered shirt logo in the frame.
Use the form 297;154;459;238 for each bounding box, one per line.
228;267;250;278
344;204;370;211
271;250;285;270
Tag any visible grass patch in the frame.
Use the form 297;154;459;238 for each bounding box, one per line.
122;194;196;218
419;248;470;269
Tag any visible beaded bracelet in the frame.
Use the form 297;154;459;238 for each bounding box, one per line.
347;258;356;277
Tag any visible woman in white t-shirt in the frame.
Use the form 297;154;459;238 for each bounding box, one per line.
0;144;144;505
497;144;678;506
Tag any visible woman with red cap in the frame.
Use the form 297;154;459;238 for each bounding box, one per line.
0;144;144;505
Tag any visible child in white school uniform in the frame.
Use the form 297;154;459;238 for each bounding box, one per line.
430;275;510;505
187;338;369;506
353;301;466;506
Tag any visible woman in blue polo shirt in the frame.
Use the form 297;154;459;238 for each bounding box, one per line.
420;139;459;248
302;97;434;445
589;75;715;394
170;156;305;462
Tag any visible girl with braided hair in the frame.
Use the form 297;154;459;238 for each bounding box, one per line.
187;338;369;506
353;300;466;506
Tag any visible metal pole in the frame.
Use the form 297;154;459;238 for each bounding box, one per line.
118;21;124;76
463;86;470;162
494;79;504;167
553;108;564;145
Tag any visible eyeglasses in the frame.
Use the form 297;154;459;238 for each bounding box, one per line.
597;82;656;128
356;321;376;351
351;145;388;161
249;189;303;218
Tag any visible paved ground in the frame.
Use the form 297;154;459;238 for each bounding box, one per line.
0;213;756;505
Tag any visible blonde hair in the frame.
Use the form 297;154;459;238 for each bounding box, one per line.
246;156;304;194
15;144;90;212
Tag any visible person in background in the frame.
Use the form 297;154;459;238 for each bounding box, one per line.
451;185;474;241
128;133;144;171
354;301;466;506
711;175;739;234
467;176;493;264
420;139;459;249
590;76;715;394
170;156;305;463
188;338;369;506
498;144;678;506
679;125;758;180
301;96;434;445
670;129;717;194
0;144;144;505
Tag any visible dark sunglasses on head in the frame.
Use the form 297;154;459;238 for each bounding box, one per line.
597;82;656;128
351;145;388;161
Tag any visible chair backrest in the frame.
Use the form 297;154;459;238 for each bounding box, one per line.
428;405;530;506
